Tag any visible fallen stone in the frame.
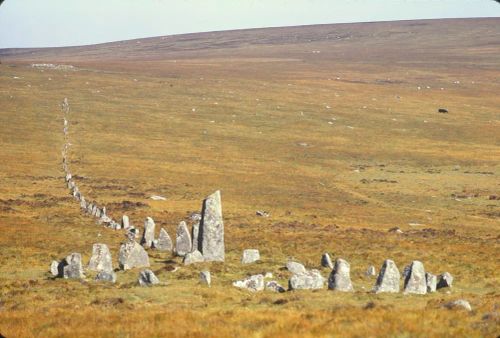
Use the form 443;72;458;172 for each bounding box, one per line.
141;217;156;249
438;108;449;113
286;261;306;274
122;215;130;229
328;258;354;292
255;210;269;217
444;299;472;311
242;249;260;264
200;270;211;287
150;195;167;201
373;259;400;293
63;253;85;279
266;280;286;293
366;265;377;277
118;240;150;270
88;243;113;273
200;190;225;262
321;253;334;269
175;221;192;256
403;261;427;294
233;274;264;292
426;272;437;293
388;227;403;234
155;228;173;251
437;272;453;289
138;269;160;286
289;269;325;290
183;250;204;265
95;271;116;283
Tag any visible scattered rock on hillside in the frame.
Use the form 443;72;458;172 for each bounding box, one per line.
321;253;334;269
437;272;454;289
141;217;156;249
183;250;204;265
150;195;167;201
95;271;117;283
403;261;427;294
286;261;306;274
118;240;150;270
366;265;377;277
388;227;403;234
200;190;225;262
289;269;325;290
328;258;354;292
444;299;472;311
438;108;449;113
233;274;265;292
373;259;400;293
200;270;211;287
155;228;173;252
266;281;286;293
138;269;160;287
242;249;260;264
426;272;437;293
88;243;113;273
175;221;192;256
256;210;269;217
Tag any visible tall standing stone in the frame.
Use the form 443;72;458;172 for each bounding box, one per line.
156;228;173;252
141;217;156;248
403;261;427;294
200;190;225;262
175;221;192;256
373;259;400;293
191;221;200;252
118;240;150;270
328;258;354;291
63;253;84;279
88;243;113;273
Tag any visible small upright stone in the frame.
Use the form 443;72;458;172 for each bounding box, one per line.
50;260;60;277
118;240;150;270
242;249;260;264
63;253;84;279
373;259;400;293
286;261;306;274
403;261;427;294
328;258;354;292
88;243;113;273
155;228;173;251
175;221;192;256
426;272;437;293
289;269;325;290
191;221;200;251
437;272;453;289
141;217;156;248
200;190;225;262
95;271;117;283
366;265;377;277
233;274;265;292
183;250;204;265
200;270;211;287
321;253;334;269
122;215;130;229
138;269;160;286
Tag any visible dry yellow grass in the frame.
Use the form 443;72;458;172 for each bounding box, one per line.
0;18;499;337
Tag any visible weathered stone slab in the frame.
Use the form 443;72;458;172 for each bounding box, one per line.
183;250;204;265
233;274;264;292
200;270;211;287
321;253;334;269
289;269;325;290
63;253;84;279
266;281;286;293
138;269;160;286
286;261;306;274
88;243;113;273
200;190;225;262
50;260;60;277
175;221;192;256
437;272;453;289
155;228;173;251
242;249;260;264
118;240;150;270
95;271;116;283
328;258;354;291
373;259;400;293
403;261;427;294
141;217;156;248
426;272;437;293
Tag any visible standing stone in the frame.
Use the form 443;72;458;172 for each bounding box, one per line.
138;269;160;286
63;253;84;279
321;253;334;269
88;243;113;273
286;261;307;274
87;203;93;215
426;272;437;293
200;190;225;262
191;221;200;251
95;271;117;283
155;228;173;251
183;250;204;265
403;261;427;294
122;215;130;230
373;259;400;293
242;249;260;264
437;272;453;289
118;240;150;270
200;270;211;287
266;281;286;293
80;198;87;210
95;207;102;218
141;217;156;248
233;274;265;292
289;269;325;290
366;265;377;277
328;258;354;291
50;260;59;276
175;221;192;256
